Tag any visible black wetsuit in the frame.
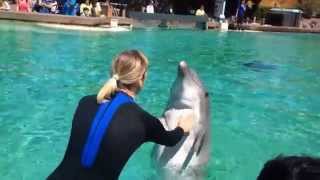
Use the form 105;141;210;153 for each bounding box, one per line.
47;92;184;180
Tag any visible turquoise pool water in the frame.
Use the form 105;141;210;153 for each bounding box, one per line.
0;21;320;180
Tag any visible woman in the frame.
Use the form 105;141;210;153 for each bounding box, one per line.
16;0;31;12
47;50;194;180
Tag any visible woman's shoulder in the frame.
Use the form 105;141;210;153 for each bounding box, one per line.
79;94;98;105
117;101;151;118
128;103;158;121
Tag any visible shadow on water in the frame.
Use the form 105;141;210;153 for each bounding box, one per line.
243;60;278;72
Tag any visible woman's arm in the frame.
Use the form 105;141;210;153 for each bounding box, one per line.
143;110;184;146
16;0;19;11
140;107;196;147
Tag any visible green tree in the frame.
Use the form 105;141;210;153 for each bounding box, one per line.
298;0;320;17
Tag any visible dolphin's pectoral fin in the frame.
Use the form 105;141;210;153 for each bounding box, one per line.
158;136;187;167
195;131;206;156
179;132;206;173
179;135;199;173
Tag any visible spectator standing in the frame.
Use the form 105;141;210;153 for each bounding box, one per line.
146;0;154;14
91;0;102;17
38;0;58;13
163;3;173;14
62;0;78;15
81;7;89;16
16;0;31;12
80;0;92;16
236;0;246;25
195;5;206;16
245;0;253;23
0;0;10;10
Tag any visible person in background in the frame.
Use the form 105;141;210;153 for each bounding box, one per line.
163;3;173;14
80;0;92;16
146;0;154;14
38;0;58;13
62;0;78;15
251;1;258;23
81;6;89;16
245;0;253;23
32;0;41;12
0;0;10;10
188;5;195;15
195;5;206;16
273;0;280;8
257;155;320;180
91;0;101;17
16;0;31;12
236;0;246;26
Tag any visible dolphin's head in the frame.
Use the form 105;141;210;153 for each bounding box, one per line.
167;61;209;112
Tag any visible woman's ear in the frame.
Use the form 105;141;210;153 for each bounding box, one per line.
139;78;144;89
142;71;147;81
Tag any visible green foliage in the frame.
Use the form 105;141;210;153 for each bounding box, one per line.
254;6;271;20
296;0;320;18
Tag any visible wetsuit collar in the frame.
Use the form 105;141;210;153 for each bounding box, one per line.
117;90;135;100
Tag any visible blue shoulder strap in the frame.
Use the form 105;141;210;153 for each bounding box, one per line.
81;92;134;168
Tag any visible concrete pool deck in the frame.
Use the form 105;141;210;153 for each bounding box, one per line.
0;11;132;28
1;10;320;33
230;23;320;34
0;10;219;30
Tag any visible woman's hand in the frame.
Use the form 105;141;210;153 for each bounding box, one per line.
177;111;194;134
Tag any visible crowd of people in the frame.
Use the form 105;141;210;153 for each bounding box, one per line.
236;0;258;25
0;0;103;17
140;0;207;17
0;0;211;18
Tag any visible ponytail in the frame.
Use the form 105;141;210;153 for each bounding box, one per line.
97;50;149;103
97;74;119;104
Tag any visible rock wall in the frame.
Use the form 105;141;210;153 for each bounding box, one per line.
301;18;320;29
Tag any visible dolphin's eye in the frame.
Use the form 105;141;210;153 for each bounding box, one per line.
205;92;209;97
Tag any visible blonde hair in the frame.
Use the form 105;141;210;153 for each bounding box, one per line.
97;50;149;103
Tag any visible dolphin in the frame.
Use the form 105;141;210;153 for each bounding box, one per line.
152;61;211;180
243;60;277;71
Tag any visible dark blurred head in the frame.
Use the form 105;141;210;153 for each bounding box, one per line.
257;155;320;180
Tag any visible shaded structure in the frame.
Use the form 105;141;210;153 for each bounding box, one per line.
128;11;210;29
265;8;302;27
